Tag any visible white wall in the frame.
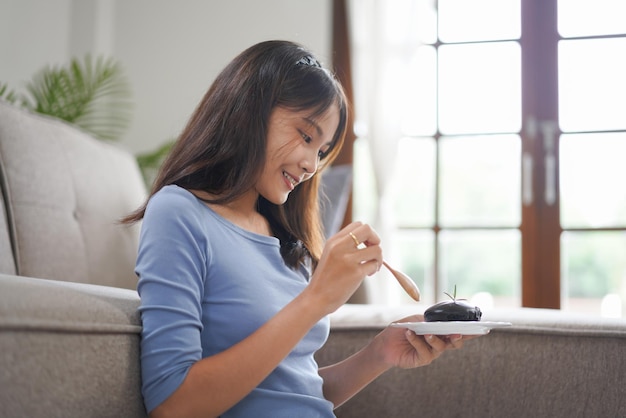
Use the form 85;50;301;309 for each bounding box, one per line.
0;0;332;154
1;0;74;81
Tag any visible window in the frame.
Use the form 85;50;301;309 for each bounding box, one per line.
351;0;626;316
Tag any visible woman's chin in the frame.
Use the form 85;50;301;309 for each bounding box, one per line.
263;193;289;206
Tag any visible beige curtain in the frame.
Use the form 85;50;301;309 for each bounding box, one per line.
347;0;427;304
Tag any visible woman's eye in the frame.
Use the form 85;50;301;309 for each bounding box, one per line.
318;147;331;159
300;131;312;144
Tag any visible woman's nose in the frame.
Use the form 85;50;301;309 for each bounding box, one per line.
301;151;319;175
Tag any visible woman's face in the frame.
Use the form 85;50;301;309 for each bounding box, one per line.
256;104;340;205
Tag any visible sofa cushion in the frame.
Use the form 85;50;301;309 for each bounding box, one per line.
0;100;146;289
0;274;141;332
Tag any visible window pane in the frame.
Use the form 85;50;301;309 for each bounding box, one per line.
559;38;626;132
560;133;626;228
401;46;437;136
391;230;435;304
439;0;521;43
351;0;435;45
562;231;626;317
439;135;521;227
439;42;521;134
384;0;437;45
392;137;436;227
558;0;626;37
439;230;521;309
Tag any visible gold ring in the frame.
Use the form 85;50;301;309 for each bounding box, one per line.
348;232;361;248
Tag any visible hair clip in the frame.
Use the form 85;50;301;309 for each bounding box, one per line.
296;56;322;68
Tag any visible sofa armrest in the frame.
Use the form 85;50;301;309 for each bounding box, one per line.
0;274;146;418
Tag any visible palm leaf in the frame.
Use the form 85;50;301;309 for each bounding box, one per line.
0;82;19;104
23;55;132;141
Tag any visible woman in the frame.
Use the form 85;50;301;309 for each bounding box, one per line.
124;40;467;418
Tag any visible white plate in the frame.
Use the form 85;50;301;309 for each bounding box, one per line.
390;321;512;335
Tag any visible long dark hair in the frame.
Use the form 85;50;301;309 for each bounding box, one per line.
122;40;348;269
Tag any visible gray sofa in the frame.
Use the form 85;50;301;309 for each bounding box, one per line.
0;99;147;417
1;100;625;418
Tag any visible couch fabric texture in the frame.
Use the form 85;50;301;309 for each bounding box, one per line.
0;100;144;288
1;100;625;418
0;274;145;417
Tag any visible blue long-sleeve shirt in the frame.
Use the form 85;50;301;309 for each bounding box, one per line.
136;185;333;417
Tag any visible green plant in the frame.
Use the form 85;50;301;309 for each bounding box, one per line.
0;82;18;104
2;55;173;186
21;55;132;141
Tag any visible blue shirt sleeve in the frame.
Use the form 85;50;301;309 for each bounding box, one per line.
135;188;209;413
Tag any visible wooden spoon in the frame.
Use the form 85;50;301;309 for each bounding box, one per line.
382;260;421;302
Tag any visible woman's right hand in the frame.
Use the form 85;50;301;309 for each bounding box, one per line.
305;222;382;314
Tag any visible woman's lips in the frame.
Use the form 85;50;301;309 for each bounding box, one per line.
282;171;298;190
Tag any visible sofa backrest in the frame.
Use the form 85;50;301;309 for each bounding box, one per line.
0;100;146;289
0;185;16;275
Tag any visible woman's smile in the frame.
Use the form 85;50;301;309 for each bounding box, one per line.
282;170;300;190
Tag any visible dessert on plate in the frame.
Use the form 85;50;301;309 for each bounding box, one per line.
424;286;482;322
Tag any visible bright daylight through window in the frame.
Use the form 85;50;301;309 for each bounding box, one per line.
350;0;626;317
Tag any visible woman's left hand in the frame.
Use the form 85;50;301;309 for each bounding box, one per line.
373;314;472;369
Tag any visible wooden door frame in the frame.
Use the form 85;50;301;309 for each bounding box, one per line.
520;0;561;308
